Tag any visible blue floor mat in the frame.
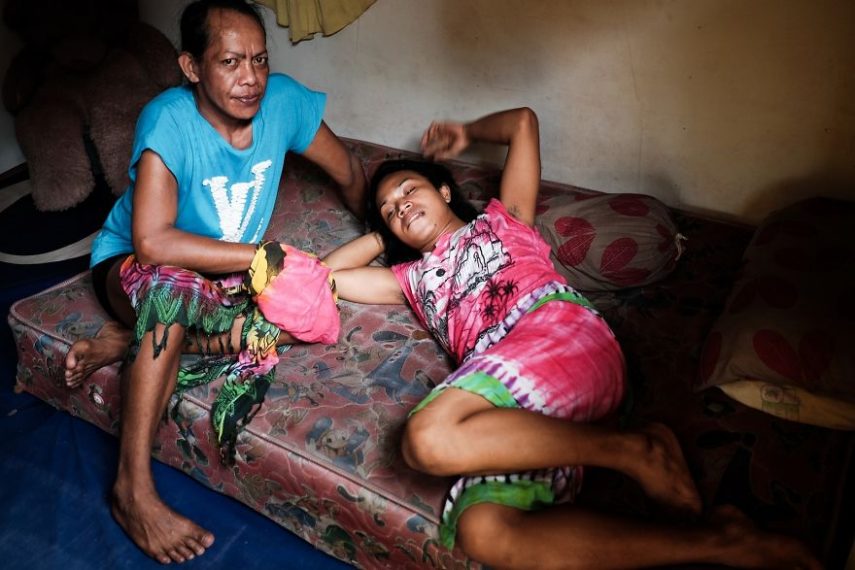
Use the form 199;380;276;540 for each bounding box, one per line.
1;274;348;569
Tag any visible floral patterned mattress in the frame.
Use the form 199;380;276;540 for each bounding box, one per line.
9;139;854;569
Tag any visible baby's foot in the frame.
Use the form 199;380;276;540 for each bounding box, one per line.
64;321;131;388
629;422;702;517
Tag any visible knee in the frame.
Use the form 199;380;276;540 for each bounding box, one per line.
456;505;521;567
400;417;459;476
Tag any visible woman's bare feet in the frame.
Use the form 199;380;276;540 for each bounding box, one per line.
626;422;703;517
708;505;822;569
111;483;215;564
64;321;131;388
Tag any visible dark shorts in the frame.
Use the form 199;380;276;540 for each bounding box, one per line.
90;253;130;322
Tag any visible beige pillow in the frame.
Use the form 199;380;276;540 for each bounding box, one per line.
536;193;685;291
697;197;855;429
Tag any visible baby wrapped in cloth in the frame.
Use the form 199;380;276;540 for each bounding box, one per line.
247;241;340;345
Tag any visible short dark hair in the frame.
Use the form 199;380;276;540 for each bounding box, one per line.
180;0;266;59
366;159;480;265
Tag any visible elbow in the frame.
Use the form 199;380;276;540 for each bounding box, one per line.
339;157;368;219
133;235;162;266
333;153;364;191
345;156;366;190
516;107;539;134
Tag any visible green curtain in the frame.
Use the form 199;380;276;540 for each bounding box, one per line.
255;0;376;42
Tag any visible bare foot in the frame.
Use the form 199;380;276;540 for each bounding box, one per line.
111;484;215;564
64;321;131;388
627;422;702;517
708;505;822;569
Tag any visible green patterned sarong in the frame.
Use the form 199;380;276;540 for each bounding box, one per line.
120;254;285;464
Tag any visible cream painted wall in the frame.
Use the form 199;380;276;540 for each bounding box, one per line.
5;1;853;224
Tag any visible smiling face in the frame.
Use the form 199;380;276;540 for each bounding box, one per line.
375;170;466;253
180;8;269;132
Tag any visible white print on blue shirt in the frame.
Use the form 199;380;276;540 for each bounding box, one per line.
204;159;273;242
90;74;326;267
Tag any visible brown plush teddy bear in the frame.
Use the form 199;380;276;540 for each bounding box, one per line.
2;0;182;211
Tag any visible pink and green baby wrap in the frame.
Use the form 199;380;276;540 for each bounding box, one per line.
246;241;340;345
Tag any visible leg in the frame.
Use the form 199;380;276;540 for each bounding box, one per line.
71;260;292;562
110;321;215;564
65;258;135;387
181;315;297;354
456;502;820;570
65;259;297;387
403;389;701;516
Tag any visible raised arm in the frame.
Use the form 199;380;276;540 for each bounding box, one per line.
301;121;367;220
132;150;257;273
421;107;541;226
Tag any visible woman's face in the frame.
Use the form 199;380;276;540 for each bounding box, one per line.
375;170;463;252
187;8;269;128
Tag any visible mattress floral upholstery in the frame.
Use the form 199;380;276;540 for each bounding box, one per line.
9;140;855;569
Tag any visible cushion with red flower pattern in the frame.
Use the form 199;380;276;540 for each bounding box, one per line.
535;193;685;291
696;197;855;429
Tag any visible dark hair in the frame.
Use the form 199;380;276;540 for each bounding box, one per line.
367;159;480;265
180;0;266;59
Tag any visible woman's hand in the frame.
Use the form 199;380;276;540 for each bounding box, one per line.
423;108;541;226
421;121;470;160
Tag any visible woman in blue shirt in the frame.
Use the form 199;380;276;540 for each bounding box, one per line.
63;0;365;563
